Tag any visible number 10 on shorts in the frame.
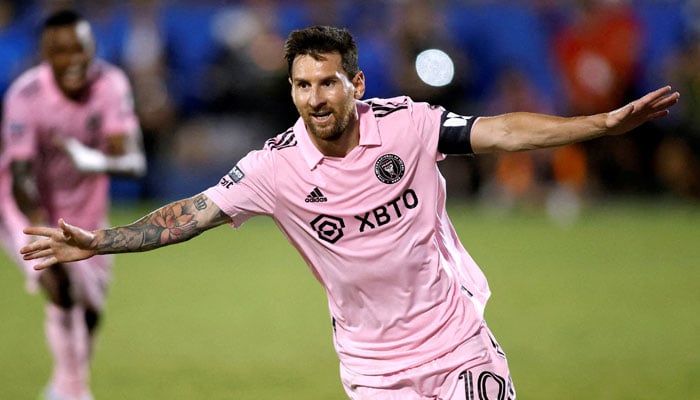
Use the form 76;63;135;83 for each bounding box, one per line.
459;370;515;400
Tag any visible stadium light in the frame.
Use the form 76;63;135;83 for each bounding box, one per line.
415;48;454;87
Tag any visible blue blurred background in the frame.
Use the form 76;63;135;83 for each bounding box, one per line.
1;0;699;208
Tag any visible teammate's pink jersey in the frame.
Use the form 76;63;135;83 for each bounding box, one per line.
204;97;491;375
1;60;138;230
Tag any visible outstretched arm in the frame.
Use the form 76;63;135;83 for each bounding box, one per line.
20;193;231;270
470;85;680;154
59;130;147;177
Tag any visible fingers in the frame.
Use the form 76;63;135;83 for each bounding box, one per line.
654;85;672;95
646;109;671;121
20;220;75;270
20;240;58;270
22;247;55;260
19;237;48;255
644;86;672;102
32;257;57;271
58;219;73;239
20;238;62;270
58;218;92;242
606;86;678;134
651;91;680;110
640;86;680;111
23;226;58;237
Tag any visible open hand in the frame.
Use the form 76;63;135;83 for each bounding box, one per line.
605;86;680;135
21;219;97;270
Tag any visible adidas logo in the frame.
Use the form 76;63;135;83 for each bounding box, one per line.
305;187;328;203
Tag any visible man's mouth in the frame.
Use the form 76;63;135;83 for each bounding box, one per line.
60;65;86;88
311;111;332;124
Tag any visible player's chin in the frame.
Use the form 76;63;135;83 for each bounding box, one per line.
307;122;336;140
58;79;88;98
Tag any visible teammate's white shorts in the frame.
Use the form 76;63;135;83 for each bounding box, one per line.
340;323;516;400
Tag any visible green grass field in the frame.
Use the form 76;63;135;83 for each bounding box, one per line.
2;200;699;399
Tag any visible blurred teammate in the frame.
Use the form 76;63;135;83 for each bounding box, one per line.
21;26;678;399
0;10;145;400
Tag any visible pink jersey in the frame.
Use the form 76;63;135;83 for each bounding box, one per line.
204;97;491;375
1;60;139;230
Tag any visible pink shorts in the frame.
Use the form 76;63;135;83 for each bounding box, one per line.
0;210;112;310
61;255;113;310
340;323;516;400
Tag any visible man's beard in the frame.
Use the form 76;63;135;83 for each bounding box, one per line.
304;103;354;141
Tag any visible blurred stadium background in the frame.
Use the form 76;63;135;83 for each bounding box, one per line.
1;0;699;204
1;0;699;399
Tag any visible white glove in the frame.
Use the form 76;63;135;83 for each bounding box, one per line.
63;137;146;176
63;137;108;173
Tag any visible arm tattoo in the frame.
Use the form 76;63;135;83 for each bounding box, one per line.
193;194;207;210
95;194;225;254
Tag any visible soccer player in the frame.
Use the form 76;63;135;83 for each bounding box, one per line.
21;26;678;399
0;10;145;400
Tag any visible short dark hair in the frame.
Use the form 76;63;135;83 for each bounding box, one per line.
284;26;359;79
42;9;85;31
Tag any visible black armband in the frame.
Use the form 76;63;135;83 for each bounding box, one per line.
437;111;477;155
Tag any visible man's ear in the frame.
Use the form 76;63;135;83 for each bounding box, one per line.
353;71;366;99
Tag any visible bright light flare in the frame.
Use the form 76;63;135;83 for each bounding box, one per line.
415;48;454;87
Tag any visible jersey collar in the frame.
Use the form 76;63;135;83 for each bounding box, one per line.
296;100;382;170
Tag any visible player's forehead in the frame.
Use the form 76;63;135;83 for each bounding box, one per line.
290;52;346;81
43;21;94;49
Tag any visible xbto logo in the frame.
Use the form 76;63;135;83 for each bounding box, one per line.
310;214;345;244
354;188;418;232
309;189;419;244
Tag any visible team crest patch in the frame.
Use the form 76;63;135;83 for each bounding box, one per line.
374;154;405;184
227;165;245;183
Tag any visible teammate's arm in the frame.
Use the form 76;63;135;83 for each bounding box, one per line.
20;193;231;270
11;160;47;225
60;129;146;177
469;85;680;154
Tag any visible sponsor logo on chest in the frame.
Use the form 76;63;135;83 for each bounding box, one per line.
304;153;417;244
307;188;419;244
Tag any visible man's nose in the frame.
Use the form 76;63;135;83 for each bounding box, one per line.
308;86;326;108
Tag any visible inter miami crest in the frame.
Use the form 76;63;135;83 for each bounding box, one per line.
374;154;405;184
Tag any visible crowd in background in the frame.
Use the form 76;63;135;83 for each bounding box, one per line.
1;0;699;208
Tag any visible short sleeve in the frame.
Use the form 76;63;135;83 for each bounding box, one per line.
2;82;38;161
203;149;277;228
408;100;446;161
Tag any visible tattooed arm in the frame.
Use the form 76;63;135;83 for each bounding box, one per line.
20;193;231;270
